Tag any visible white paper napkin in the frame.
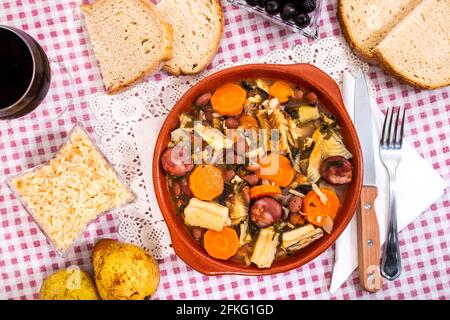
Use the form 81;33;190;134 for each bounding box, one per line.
329;71;448;293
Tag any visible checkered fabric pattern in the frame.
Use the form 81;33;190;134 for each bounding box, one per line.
0;0;448;300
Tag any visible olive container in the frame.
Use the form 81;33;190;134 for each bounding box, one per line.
227;0;322;39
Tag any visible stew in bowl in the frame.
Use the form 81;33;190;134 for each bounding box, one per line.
153;63;362;275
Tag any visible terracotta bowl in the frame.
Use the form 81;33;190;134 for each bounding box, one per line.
153;63;363;275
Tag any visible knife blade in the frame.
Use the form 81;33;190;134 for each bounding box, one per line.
354;70;382;292
355;71;376;186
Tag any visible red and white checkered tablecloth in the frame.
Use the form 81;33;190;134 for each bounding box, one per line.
0;0;448;300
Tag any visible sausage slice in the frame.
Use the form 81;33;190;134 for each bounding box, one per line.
320;156;353;185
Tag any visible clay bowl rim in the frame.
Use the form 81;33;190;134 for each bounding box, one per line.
153;63;363;276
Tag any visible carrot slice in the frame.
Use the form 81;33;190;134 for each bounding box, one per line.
204;227;239;260
303;190;327;227
211;83;247;116
269;80;294;103
303;188;341;227
249;185;282;199
189;165;224;201
257;153;295;187
322;189;340;219
239;114;260;130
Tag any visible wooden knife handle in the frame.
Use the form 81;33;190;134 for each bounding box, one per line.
357;186;382;292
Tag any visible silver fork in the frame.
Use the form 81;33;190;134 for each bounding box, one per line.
379;106;406;280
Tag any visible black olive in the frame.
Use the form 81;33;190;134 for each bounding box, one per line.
265;0;280;15
280;3;297;21
294;13;310;28
245;0;259;6
257;0;268;7
297;0;316;14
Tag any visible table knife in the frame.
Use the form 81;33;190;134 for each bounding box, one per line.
354;70;382;292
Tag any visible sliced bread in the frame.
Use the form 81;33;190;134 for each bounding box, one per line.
81;0;173;93
156;0;223;75
338;0;421;63
373;0;450;89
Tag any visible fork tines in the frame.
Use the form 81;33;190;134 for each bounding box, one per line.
380;107;406;149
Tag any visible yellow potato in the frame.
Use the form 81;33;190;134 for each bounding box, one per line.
93;239;160;300
39;268;100;300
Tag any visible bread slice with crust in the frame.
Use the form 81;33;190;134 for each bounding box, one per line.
81;0;173;93
157;0;223;75
373;0;450;89
338;0;421;63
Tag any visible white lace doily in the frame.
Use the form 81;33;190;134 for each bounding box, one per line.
89;36;375;260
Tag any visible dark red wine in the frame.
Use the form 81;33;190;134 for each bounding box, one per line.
0;26;50;119
0;29;34;109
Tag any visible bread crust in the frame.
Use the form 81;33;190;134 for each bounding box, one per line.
81;0;173;94
372;48;450;90
339;0;449;89
161;0;224;76
337;0;378;64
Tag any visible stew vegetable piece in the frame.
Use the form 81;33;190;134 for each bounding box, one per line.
257;153;295;187
161;78;354;268
204;227;239;260
211;83;246;115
